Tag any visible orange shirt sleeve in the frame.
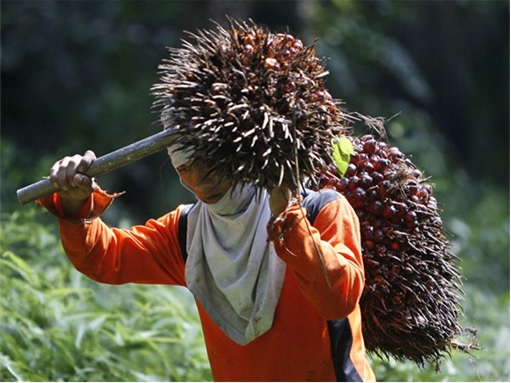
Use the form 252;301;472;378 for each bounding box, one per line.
38;190;187;286
269;195;364;320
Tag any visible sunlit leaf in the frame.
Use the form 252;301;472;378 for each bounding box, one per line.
331;136;354;177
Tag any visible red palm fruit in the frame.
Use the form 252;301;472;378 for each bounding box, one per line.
371;171;384;184
383;204;399;219
359;172;373;189
310;134;472;369
363;138;378;155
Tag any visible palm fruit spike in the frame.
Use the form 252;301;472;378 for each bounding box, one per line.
151;18;353;192
313;134;477;369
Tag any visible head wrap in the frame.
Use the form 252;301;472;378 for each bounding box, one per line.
161;107;196;168
167;144;195;168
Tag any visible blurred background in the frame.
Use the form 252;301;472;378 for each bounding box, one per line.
1;0;509;381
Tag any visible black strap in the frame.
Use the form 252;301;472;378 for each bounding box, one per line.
328;319;363;381
177;203;194;263
303;189;363;382
301;188;341;225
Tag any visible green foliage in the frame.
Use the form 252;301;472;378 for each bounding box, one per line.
331;136;354;177
314;0;509;189
0;208;212;382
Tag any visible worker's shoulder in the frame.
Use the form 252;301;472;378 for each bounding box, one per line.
302;188;345;224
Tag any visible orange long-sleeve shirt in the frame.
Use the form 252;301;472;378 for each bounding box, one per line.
38;189;375;382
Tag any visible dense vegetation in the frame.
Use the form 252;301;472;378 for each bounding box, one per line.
2;1;509;381
1;202;508;381
1;209;212;382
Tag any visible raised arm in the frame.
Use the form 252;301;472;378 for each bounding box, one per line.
38;151;188;286
268;192;364;320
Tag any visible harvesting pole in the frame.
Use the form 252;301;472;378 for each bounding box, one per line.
16;129;177;205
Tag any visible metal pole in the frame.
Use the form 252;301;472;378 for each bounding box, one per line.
17;129;178;205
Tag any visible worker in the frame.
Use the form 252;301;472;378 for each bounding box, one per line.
37;140;375;381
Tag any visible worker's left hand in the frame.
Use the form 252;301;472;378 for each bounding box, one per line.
268;185;292;216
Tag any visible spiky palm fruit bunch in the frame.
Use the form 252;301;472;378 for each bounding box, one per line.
152;19;350;191
314;134;474;369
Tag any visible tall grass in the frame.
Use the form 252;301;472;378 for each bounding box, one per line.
0;209;212;382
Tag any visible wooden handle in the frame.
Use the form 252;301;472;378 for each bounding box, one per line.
17;129;178;205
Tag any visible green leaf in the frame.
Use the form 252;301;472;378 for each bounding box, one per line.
1;250;40;286
331;136;354;177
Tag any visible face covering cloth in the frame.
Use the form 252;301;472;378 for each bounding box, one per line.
184;184;286;345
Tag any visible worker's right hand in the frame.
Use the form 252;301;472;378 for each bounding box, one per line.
49;150;97;203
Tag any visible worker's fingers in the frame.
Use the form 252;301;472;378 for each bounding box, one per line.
49;156;76;190
78;150;97;173
49;151;96;192
72;173;94;190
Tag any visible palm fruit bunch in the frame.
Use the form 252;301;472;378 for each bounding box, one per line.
313;134;474;369
152;19;350;191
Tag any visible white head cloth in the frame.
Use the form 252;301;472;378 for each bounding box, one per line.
167;145;195;168
185;184;286;345
161;108;195;168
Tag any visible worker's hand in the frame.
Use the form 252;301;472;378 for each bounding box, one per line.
268;185;292;216
49;150;97;214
